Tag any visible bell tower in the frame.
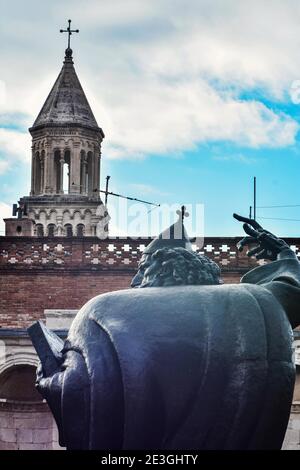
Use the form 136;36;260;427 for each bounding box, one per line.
19;22;106;237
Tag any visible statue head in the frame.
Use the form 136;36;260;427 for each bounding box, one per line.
132;207;221;287
131;247;221;288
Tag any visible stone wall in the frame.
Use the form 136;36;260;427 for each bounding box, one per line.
0;402;61;450
283;410;300;449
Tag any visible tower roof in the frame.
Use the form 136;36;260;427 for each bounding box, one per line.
30;48;103;134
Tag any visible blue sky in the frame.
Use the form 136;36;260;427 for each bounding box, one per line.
1;0;300;237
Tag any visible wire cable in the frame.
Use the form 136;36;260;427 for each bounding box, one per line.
257;204;300;209
258;217;300;222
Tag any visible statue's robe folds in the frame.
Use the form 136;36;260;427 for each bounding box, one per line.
41;252;300;450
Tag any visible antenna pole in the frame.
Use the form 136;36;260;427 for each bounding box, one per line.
101;176;160;208
254;177;257;221
105;175;110;205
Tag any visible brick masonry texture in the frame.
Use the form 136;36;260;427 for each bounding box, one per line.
0;272;133;327
0;236;299;328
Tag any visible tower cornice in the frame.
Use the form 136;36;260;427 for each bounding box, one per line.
29;122;105;139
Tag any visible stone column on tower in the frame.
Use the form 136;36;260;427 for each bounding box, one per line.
92;151;97;196
59;156;65;193
49;146;56;193
81;153;87;195
70;142;81;194
40;152;45;194
44;143;52;194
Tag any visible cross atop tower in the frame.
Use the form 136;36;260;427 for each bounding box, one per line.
60;19;79;50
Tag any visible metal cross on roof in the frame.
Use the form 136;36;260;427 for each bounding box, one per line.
176;205;189;221
60;19;79;49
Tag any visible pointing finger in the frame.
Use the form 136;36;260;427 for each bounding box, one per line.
233;213;262;230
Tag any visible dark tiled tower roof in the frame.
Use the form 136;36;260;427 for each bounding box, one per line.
30;48;101;132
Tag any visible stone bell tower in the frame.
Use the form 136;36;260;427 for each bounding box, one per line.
19;32;106;237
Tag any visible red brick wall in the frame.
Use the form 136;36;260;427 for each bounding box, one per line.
0;271;133;328
0;236;299;328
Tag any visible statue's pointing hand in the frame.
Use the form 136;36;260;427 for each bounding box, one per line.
233;213;289;261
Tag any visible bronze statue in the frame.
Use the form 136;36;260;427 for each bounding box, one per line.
29;213;300;449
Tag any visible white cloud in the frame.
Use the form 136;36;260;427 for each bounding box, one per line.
130;183;170;197
94;79;298;160
0;160;10;174
0;0;300;162
213;153;258;165
0;201;12;235
0;128;31;166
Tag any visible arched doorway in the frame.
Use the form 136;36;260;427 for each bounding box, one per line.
0;365;61;450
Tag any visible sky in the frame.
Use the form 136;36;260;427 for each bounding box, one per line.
0;0;300;237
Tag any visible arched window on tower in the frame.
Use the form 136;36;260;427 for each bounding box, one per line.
64;224;73;237
36;224;44;237
63;150;71;194
54;149;61;194
77;224;85;237
48;224;56;238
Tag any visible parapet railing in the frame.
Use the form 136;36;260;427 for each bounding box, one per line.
0;236;299;271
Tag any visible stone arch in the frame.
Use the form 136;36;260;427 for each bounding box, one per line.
73;210;83;225
0;350;38;377
62;209;71;224
38;211;47;225
49;210;57;223
0;365;41;402
0;361;61;450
